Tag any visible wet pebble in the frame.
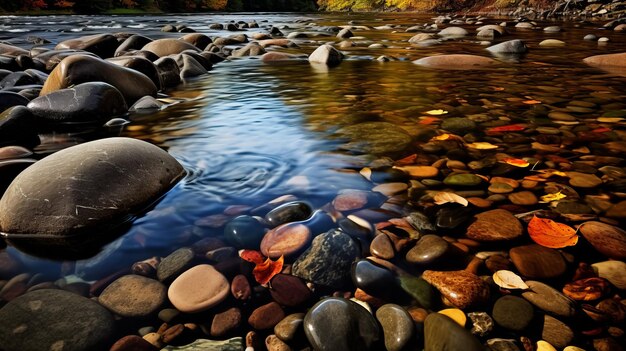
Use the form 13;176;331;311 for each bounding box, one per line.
376;304;414;351
492;295;534;331
99;275;166;317
168;265;229;313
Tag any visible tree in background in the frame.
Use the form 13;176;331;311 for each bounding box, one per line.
73;0;113;12
20;0;48;10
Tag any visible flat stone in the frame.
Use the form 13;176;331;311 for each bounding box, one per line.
351;259;396;297
249;302;285;330
337;122;412;154
438;26;468;36
405;234;449;265
398;276;436;310
161;338;243;351
438;308;466;327
441;118;477;135
584;52;626;68
168;265;229;313
539;39;565;47
303;297;379;351
492;295;534;331
333;190;369;211
521;281;576;317
292;229;360;289
422;270;490;309
541;315;574;349
567;172;602;188
0;289;115;351
466;209;523;241
510;244;567;279
260;222;311;259
370;233;395;259
274;313;305;342
99;275;166;317
211;307;241;337
142;38;200;57
424;312;484;351
606;200;626;220
397;165;439;178
110;335;158;351
376;304;414;351
508;191;538;205
55;33;118;58
444;173;482;187
579;221;626;260
269;274;312;307
486;39;527;54
414;54;498;70
592;260;626;289
0;138;184;241
157;248;194;283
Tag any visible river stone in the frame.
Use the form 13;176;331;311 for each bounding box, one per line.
508;191;538;205
40;54;157;105
55;33;119;59
466;209;522;241
0;106;38;147
308;44;343;65
224;215;266;249
592;260;626;289
0;289;115;351
606;200;626;220
541;315;574;349
0;91;29;112
424;312;484;351
492;296;534;331
444;173;482;187
157;248;195;283
566;172;602;188
521;281;576;317
509;244;566;279
584;52;626;68
414;54;498;70
303;297;380;351
579;221;626;260
168;264;229;313
376;304;414;351
260;222;311;259
231;42;266;57
487;339;520;351
438;26;469;36
265;201;312;227
337;122;412;154
210;307;241;337
0;137;184;240
107;56;162;90
180;33;212;50
406;234;449;265
370;233;395;259
270;274;311;307
539;39;565;47
351;259;396;297
99;275;166;317
27;82;127;125
422;270;490;309
115;34;153;56
486;39;527;54
142;38;200;57
162;338;243;351
110;335;158;351
249;301;285;330
292;229;360;289
275;313;305;342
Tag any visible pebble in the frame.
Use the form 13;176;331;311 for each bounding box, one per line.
224;215;266;249
444;173;483;186
370;233;395;259
249;302;285;330
211;307;242;337
468;312;494;336
99;275;166;317
592;260;626;289
274;313;305;342
422;269;490;309
269;274;312;307
508;191;538;205
265;201;312;228
351;259;396;297
492;295;534;331
396;165;439;178
541;315;574;349
110;335;158;351
466;209;523;241
260;223;312;259
438;308;466;327
510;244;567;279
405;234;449;265
303;297;379;351
168;265;229;313
231;274;251;300
521;281;576;317
424;312;484;351
265;335;291;351
579;221;626;260
161;338;244;351
376;304;414;351
157;248;194;283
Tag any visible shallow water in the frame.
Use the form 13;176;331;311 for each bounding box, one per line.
2;12;626;281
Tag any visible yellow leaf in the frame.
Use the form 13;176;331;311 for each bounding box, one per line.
540;191;567;203
466;142;499;150
433;192;468;206
597;117;624;123
493;270;529;290
424;109;448;115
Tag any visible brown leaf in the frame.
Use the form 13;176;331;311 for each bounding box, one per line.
527;216;578;249
253;255;284;285
563;277;609;301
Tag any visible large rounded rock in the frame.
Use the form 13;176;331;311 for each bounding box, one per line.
509;244;566;279
55;33;119;59
115;34;153;56
308;44;343;65
292;229;360;289
0;289;115;351
584;52;626;68
99;275;166;317
579;221;626;260
27;82;127;125
304;297;380;351
141;38;200;57
466;209;523;241
0;91;30;112
107;56;162;90
40;54;157;105
521;281;576;317
0;106;39;147
413;54;498;70
168;264;230;313
492;295;534;331
424;312;484;351
0;137;184;239
376;304;414;351
486;39;528;54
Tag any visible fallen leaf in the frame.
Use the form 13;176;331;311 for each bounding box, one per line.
425;109;448;115
522;99;542;105
539;191;567;203
433;192;469;206
253;255;284;285
485;124;526;133
431;133;454;141
466;142;499;150
493;270;529;290
597;117;624;123
239;250;266;265
537;169;568;178
591;127;611;133
563;277;609;301
394;154;417;166
501;158;530;167
419;117;440;125
527;216;578;248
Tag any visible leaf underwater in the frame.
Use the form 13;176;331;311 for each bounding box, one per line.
240;250;285;285
433;192;469;206
527;216;578;249
493;270;529;290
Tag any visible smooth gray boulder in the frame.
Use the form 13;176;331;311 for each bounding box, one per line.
0;137;185;240
309;44;343;65
486;39;528;54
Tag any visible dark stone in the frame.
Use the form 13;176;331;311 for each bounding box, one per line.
292;229;360;289
110;335;158;351
0;92;29;113
424;313;484;351
398;276;435;310
375;304;414;351
486;39;528;54
107;56;162;90
405;234;449;265
441;117;476;134
0;289;115;351
351;259;396;297
0;106;39;147
27;82;127;126
304;297;380;351
115;34;153;56
157;248;195;283
436;207;472;229
55;33;120;59
224;215;266;249
0;72;38;89
492;295;534;331
269;274;312;307
265;201;312;228
154;57;181;88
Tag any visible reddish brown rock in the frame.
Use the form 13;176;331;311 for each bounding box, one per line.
168;264;229;313
421;270;490;309
248;302;285;330
332;190;369;212
260;223;311;259
466;209;523;241
231;274;251;300
579;221;626;260
211;307;242;337
414;54;499;70
510;244;567;279
269;274;312;307
110;335;158;351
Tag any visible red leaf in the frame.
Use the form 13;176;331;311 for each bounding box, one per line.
394;154;417;166
239;250;266;265
592;127;611;133
253;255;284;285
486;124;526;134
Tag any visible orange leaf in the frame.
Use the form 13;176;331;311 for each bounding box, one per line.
253;255;284;285
394;154;417;166
527;216;578;249
240;250;266;265
522;100;542;105
486;124;526;134
501;158;530;167
419;117;440;125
